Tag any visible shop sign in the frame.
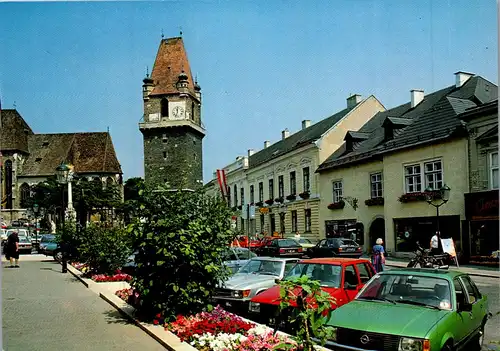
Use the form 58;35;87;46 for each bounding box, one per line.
464;190;499;219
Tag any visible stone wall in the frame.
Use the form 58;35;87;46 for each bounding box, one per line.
143;127;203;190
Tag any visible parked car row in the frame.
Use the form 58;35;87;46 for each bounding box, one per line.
214;256;491;351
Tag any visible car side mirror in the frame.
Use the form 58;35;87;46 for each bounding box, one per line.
459;302;472;312
274;278;281;284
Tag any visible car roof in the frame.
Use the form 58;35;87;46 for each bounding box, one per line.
250;256;299;262
299;257;370;265
379;268;465;280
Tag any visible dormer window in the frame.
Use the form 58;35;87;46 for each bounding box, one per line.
382;117;412;141
344;131;370;152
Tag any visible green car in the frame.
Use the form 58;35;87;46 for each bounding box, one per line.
325;268;491;351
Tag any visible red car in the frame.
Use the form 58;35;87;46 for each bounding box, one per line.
249;258;376;328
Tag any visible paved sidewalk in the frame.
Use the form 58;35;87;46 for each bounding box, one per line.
1;259;166;351
385;259;500;278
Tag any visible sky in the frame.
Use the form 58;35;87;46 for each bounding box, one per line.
0;1;497;182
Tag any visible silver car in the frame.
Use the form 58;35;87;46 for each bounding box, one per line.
223;247;257;274
214;257;299;314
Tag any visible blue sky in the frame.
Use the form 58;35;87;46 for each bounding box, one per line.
0;1;497;182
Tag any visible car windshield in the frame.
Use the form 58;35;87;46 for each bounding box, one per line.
234;248;257;259
237;259;283;276
299;238;312;244
277;239;299;247
340;239;357;246
356;273;453;310
41;235;56;243
19;236;30;243
285;263;342;288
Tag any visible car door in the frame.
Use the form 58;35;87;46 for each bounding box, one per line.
317;239;331;257
452;278;472;345
355;262;373;288
343;264;361;301
460;275;485;333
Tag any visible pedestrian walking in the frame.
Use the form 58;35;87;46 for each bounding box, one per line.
371;238;385;273
5;231;20;268
430;231;441;256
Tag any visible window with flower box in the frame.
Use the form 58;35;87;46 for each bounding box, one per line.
291;210;297;232
404;159;443;193
278;175;284;198
332;180;343;203
304;209;312;232
370;172;383;198
250;185;254;204
425;160;443;190
268;179;274;199
303;167;310;192
290;171;296;195
258;182;264;202
260;214;265;232
490;152;498;189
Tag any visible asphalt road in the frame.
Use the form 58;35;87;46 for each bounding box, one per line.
1;258;165;351
470;275;500;351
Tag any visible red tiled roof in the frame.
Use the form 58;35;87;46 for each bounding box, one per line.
0;109;34;153
150;37;195;96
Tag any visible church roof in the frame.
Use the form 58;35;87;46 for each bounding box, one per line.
20;132;122;176
150;37;196;96
0;109;34;153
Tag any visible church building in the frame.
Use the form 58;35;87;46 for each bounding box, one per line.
139;36;205;191
0;108;123;222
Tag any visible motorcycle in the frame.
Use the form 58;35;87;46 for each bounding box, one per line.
407;242;450;269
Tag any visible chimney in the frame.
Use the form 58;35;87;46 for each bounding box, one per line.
282;129;290;140
264;140;270;148
347;94;362;108
454;71;474;88
248;149;255;157
302;120;311;130
410;89;424;108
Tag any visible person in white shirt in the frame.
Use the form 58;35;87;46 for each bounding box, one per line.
430;232;441;255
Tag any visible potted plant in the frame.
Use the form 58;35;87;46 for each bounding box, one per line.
275;197;285;204
365;197;384;206
298;191;310;200
265;199;274;206
327;200;345;210
398;190;441;203
286;194;297;201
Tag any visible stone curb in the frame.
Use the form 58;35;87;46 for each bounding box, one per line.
66;264;197;351
385;262;500;279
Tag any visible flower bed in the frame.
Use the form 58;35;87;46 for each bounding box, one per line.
327;200;345;210
167;306;298;350
92;272;132;282
115;287;141;308
298;191;310;200
365;197;384;206
265;199;274;206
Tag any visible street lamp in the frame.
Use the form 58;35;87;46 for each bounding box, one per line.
425;184;451;239
56;161;71;273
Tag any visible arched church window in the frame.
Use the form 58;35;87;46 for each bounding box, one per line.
4;160;13;209
161;98;169;117
20;183;31;207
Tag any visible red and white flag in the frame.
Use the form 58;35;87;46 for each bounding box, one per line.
216;169;229;201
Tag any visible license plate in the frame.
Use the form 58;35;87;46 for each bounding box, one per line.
287;249;295;253
345;248;355;252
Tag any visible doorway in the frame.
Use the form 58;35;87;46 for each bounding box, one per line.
369;218;385;248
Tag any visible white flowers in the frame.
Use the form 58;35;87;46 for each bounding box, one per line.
191;331;248;351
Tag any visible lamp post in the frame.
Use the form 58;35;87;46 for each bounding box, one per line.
425;184;451;240
56;161;71;273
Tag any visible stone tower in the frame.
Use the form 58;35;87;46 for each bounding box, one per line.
139;37;205;190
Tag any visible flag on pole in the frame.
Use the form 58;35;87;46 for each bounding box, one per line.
216;169;229;203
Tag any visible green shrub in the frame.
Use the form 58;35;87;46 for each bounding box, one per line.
128;187;236;321
77;224;132;275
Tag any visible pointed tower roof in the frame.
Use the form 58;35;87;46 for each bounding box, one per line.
150;37;195;96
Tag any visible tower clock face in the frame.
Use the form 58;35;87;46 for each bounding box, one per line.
172;106;185;118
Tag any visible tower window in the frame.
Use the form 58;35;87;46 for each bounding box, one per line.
194;153;197;160
191;102;195;120
163;152;167;159
162;134;167;143
161;98;169;117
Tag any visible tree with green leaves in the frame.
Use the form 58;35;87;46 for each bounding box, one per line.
127;185;236;321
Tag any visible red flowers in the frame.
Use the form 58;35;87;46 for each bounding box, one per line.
92;273;132;282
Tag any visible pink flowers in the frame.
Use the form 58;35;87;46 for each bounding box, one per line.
91;273;132;282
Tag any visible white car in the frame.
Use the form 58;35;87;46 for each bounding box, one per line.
6;228;29;238
0;229;7;242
